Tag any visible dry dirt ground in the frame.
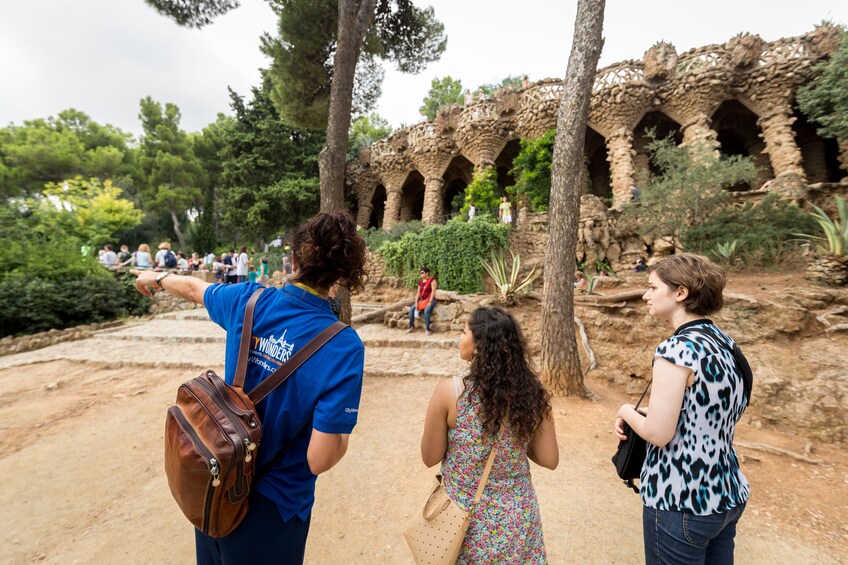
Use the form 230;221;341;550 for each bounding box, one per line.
0;295;846;564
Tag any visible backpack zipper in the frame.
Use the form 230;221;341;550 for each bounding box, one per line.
194;378;258;462
168;406;219;533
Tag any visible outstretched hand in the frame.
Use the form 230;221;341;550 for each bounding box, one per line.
130;269;161;298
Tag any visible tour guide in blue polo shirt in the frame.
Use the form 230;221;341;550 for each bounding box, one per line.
132;212;368;565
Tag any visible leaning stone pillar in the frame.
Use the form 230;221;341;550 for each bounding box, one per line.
681;113;719;154
759;107;805;177
606;127;636;209
355;201;373;229
422;177;445;224
382;189;402;230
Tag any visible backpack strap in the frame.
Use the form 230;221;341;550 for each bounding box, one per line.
233;288;266;389
247;321;348;403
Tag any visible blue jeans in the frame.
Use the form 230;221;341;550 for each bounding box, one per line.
195;492;311;565
643;503;745;565
409;302;436;331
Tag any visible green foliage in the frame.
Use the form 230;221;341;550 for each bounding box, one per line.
41;177;143;248
219;74;325;243
419;76;463;120
144;0;240;28
138;97;204;217
479;249;540;305
360;220;424;251
476;75;525;98
379;221;510;294
348;113;392;159
0;272;150;337
509;129;555;211
797;28;848;140
682;195;820;266
796;196;848;257
260;0;446;129
461;167;501;217
628;133;757;241
714;240;740;264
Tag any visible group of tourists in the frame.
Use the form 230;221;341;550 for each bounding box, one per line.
131;211;750;565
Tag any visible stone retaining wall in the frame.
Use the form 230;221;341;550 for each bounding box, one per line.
0;320;125;357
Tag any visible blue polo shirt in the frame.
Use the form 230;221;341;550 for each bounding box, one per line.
203;282;364;521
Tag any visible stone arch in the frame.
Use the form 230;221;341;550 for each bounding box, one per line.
632;111;683;183
711;100;773;189
792;106;842;184
400;171;425;222
442;155;474;219
494;139;522;191
585;127;611;202
369;185;386;229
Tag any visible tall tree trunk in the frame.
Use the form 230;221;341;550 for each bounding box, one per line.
170;209;187;252
319;0;375;325
318;0;376;212
541;0;606;397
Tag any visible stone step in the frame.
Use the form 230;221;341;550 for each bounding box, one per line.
355;324;459;350
95;319;226;343
364;345;466;380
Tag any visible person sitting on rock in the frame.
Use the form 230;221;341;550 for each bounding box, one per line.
408;267;437;335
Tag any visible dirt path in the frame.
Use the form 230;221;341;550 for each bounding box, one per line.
0;313;845;564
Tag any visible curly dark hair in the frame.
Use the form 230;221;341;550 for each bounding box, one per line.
464;306;551;442
290;211;367;293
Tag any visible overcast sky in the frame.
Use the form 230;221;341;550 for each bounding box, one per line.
1;0;846;137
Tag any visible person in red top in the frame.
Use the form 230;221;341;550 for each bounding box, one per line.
408;266;438;335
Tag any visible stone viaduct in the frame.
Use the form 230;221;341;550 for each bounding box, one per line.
345;25;846;230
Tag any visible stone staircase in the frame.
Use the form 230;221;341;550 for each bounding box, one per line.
4;307;466;381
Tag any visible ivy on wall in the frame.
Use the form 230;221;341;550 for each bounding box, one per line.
378;219;510;294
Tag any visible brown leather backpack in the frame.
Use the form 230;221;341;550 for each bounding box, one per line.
164;287;346;538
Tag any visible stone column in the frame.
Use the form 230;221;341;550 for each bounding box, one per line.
355;200;373;229
758;107;806;179
606;127;636;209
747;139;774;187
838;139;848;180
422;176;445;224
681;113;719;153
758;105;807;199
382;189;402;230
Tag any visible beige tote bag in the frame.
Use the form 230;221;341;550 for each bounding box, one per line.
403;441;499;564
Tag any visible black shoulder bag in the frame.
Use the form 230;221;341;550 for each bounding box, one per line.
611;381;651;493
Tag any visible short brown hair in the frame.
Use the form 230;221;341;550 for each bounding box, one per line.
650;253;726;315
291;211;367;293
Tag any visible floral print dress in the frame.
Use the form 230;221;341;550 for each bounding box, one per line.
441;375;548;564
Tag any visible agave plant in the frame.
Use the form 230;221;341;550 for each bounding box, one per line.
714;240;740;263
796;196;847;257
480;249;541;305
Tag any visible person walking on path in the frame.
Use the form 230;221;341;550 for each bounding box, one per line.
155;242;172;269
223;249;236;284
420;306;558;563
236;246;251;283
614;253;750;565
131;211;368;565
99;244;117;267
407;267;437;335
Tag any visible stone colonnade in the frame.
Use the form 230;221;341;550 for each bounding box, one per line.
346;25;844;229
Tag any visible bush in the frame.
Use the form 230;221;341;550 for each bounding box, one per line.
360;221;425;251
509;129;555;211
461;168;501;217
378;220;510;294
0;272;151;337
682;195;819;266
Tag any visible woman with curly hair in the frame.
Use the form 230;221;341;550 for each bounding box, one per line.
132;211;368;565
420;306;558;563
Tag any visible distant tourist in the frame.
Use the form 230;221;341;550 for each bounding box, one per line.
574;270;587;290
419;306;557;562
257;257;270;285
176;252;189;271
133;244;153;269
282;256;293;280
236;246;251;283
155;242;173;269
614;253;750;564
407;267;437;335
498;196;513;225
223;249;236;284
464;89;474;106
630;185;641;203
468;201;476;221
116;245;132;266
633;257;647;273
99;244;117;267
522;74;529;89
